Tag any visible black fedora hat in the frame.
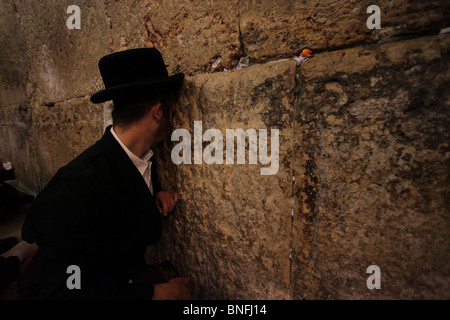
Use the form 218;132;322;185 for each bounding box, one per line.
90;48;184;104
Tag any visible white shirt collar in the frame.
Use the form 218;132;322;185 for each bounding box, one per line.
110;126;153;176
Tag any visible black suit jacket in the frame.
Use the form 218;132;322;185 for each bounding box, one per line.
18;125;163;299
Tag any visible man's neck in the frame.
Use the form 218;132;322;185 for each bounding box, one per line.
113;124;154;159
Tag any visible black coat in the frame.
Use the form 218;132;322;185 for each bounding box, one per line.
18;125;163;299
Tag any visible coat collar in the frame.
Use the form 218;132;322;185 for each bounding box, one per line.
100;125;155;205
100;125;163;244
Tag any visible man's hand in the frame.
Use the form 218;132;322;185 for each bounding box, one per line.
155;191;179;216
153;277;191;300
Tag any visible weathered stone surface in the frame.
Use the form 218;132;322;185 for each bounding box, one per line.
105;0;242;75
240;0;450;63
147;60;296;299
30;97;104;190
13;0;111;105
292;34;450;299
146;0;242;75
0;1;29;107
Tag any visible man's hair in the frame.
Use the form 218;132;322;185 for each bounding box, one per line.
112;83;182;128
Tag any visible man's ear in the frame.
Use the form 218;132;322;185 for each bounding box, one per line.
152;103;163;120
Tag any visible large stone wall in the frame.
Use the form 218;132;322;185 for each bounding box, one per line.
1;0;449;299
147;34;450;299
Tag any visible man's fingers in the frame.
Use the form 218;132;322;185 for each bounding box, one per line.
162;199;169;216
155;198;163;214
156;191;179;216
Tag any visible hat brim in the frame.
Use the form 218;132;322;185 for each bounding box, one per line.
90;73;184;104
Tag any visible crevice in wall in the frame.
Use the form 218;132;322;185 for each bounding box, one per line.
11;1;33;103
213;31;448;77
103;0;114;53
309;29;445;56
287;64;303;299
35;95;92;107
237;0;246;57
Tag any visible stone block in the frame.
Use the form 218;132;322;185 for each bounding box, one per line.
148;60;297;299
291;34;450;299
13;0;111;105
240;0;450;63
106;0;243;75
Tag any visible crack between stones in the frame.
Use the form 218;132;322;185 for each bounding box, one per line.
38;95;92;107
237;0;246;57
319;29;444;55
287;65;302;299
198;31;445;77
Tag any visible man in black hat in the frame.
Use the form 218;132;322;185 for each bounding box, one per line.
17;48;190;299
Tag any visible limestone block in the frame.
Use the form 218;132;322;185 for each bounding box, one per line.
107;0;243;75
30;97;104;190
292;34;450;299
13;0;111;105
240;0;450;63
148;60;297;299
